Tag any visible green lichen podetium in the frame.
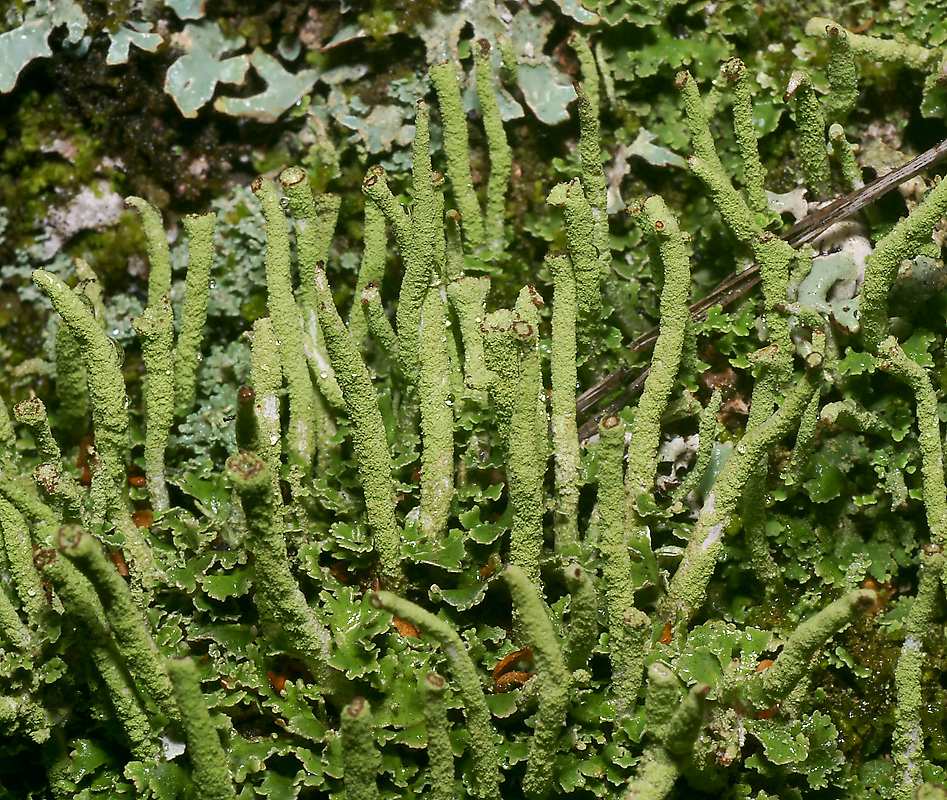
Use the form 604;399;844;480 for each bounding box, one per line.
311;260;405;593
482;308;545;589
622;663;690;800
419;673;454;800
720;58;767;215
572;74;609;285
360;282;399;365
783;70;830;198
39;548;155;758
547;251;581;552
279;165;346;415
56;524;180;724
860;175;947;350
132;296;174;515
248;316;284;493
359;160;427;392
341;697;381;800
856;177;947;558
596;413;648;711
821;22;859;123
678;70;795;372
166;657;236;800
225;451;332;682
502;564;570;800
125;196;173;307
739;588;876;712
446;274;491;393
624;196;692;511
740;346;783;586
400;98;438;388
123;203;216;421
173;212;216;416
673;389;722;501
806;16;937;73
0;578;29;652
251;176;318;474
0;497;46;621
562;562;597;673
546;179;602;332
52;259;100;430
370;591;500;800
8;15;947;800
474;38;512;256
417;281;454;541
829;123;864;189
13;395;60;465
32;269;129;490
658;342;825;630
53;307;89;430
350;196;387;348
878;338;947;552
894;546;944;800
430;60;485;251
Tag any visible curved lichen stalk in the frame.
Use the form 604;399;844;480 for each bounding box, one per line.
56;524;179;723
370;591;500;800
125;196;172;306
738;588;876;713
35;547;155;759
805;16;936;73
32;270;129;491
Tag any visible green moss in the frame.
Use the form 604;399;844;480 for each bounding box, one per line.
0;91;103;247
73;213;149;287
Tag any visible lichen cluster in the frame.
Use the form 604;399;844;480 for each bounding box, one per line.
4;7;947;800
